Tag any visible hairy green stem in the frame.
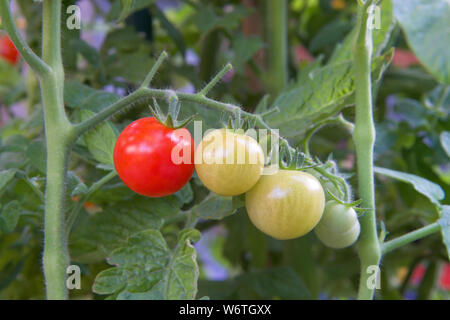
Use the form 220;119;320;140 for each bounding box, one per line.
264;0;288;96
353;1;380;300
40;0;73;300
382;223;441;255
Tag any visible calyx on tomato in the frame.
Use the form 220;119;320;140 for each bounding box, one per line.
149;96;197;129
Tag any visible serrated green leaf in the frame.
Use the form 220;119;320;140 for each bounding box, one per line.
64;81;120;111
93;228;200;300
392;0;450;84
0;169;17;194
80;109;117;165
374;166;445;206
438;206;450;260
70;196;182;263
0;201;20;234
266;52;392;139
440;131;450;158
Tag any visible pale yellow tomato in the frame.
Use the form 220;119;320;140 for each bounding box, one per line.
245;170;325;240
195;129;264;196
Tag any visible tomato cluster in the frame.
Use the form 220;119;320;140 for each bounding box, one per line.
0;35;19;65
113;118;359;247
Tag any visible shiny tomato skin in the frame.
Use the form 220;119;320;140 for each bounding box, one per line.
0;35;19;65
245;170;325;240
113;117;194;197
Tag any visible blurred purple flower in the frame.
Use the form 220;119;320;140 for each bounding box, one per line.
185;49;200;67
195;225;229;281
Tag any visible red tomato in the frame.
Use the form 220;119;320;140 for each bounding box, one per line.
0;35;19;65
113;117;195;197
439;263;450;290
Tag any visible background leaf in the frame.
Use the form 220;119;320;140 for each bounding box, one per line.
392;0;450;83
374;166;445;206
93;228;200;299
80;110;117;165
438;206;450;260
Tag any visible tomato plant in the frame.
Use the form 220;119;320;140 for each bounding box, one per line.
113;117;194;197
0;0;449;302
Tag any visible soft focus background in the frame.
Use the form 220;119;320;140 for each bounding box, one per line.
0;0;449;300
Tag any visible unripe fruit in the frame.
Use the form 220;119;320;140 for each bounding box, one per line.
195;129;264;196
245;170;325;240
314;200;360;249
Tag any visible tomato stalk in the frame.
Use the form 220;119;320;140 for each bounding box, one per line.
264;0;288;96
0;0;74;299
353;0;381;300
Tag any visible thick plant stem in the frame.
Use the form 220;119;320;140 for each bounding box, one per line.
353;1;381;300
40;0;73;300
264;0;288;96
42;116;71;300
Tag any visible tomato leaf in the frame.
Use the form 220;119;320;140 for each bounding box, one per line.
70;196;181;263
0;169;17;194
193;193;241;221
374;167;445;207
80;109;117;165
25;140;46;175
0;201;20;234
438;206;450;260
64;81;121;112
93;228;200;299
392;0;450;84
440;131;450;158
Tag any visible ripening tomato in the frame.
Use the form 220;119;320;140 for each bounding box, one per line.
245;170;325;240
113;117;194;197
314;200;360;249
194;128;264;196
0;35;19;65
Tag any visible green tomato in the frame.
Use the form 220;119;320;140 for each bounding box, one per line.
245;170;325;240
314;200;360;249
195;129;264;196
